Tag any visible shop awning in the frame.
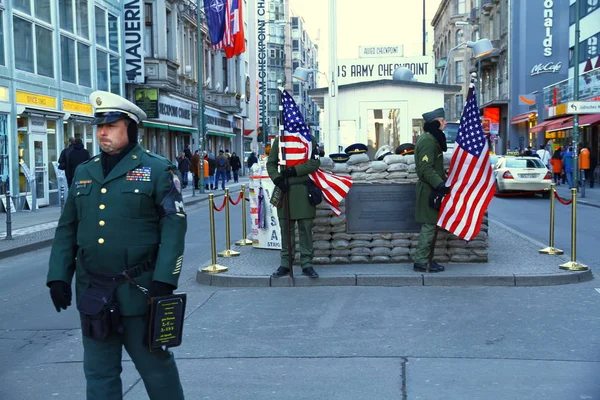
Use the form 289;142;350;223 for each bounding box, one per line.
510;112;535;125
578;113;600;127
545;117;573;132
142;121;170;130
168;124;197;134
207;130;235;138
529;120;554;133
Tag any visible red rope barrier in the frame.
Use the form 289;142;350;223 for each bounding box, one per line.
213;196;227;211
229;191;243;205
553;191;573;205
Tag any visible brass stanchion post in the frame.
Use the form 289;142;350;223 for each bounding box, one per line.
218;188;240;257
559;188;588;271
235;184;252;246
202;194;228;274
539;184;564;255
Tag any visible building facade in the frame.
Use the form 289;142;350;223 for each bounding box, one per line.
0;0;124;208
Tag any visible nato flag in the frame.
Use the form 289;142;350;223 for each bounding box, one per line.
203;0;227;45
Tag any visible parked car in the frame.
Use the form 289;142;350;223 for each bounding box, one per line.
494;156;551;198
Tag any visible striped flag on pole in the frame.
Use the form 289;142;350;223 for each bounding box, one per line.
280;90;352;215
437;86;495;240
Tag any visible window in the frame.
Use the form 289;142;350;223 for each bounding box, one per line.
455;29;463;46
570;0;600;24
61;36;76;83
145;3;153;57
455;60;464;83
60;0;74;32
108;13;118;51
96;50;108;90
76;0;89;38
292;39;299;50
14;17;34;73
95;6;106;47
110;55;120;94
36;0;51;23
455;95;464;119
166;10;174;60
457;0;466;14
14;0;31;14
0;12;5;66
78;42;91;87
293;83;300;96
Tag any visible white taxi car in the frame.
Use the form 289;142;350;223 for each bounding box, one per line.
494;156;552;198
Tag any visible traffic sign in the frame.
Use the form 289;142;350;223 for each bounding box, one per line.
566;101;600;114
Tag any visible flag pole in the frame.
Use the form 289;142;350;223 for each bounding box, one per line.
278;88;294;285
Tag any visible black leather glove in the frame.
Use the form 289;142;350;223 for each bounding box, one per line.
273;177;288;193
49;281;72;312
149;281;176;297
436;182;451;195
282;167;297;179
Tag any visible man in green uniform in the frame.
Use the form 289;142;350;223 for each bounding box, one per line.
47;91;186;400
267;136;321;278
414;107;451;273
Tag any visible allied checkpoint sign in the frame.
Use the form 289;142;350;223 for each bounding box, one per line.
248;159;281;249
337;56;435;85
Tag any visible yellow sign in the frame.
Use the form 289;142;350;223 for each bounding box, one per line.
545;131;557;139
63;99;93;115
16;91;57;109
0;87;8;102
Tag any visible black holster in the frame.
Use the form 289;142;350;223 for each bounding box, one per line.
77;256;154;341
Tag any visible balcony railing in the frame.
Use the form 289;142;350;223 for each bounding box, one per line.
543;67;600;107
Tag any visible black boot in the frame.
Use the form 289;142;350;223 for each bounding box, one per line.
413;262;443;273
272;266;290;278
302;267;319;278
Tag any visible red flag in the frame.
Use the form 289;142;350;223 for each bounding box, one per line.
437;86;495;241
224;0;245;58
279;90;352;215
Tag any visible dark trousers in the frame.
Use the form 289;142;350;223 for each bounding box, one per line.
82;316;184;400
193;173;199;189
553;173;561;185
233;169;239;182
279;218;314;269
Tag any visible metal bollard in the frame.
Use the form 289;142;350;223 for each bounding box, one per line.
5;190;12;240
202;194;228;274
235;184;252;246
218;188;241;257
559;188;588;271
539;184;564;255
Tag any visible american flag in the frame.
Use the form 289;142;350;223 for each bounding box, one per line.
280;90;352;216
437;87;495;241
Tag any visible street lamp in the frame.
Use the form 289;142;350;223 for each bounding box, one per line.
440;38;495;84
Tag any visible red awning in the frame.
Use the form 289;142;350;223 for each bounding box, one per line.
529;120;554;133
559;114;600;130
510;112;535;125
545;117;573;132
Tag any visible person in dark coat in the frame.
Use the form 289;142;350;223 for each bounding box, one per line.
177;152;190;188
190;150;200;189
247;152;258;171
414;107;450;273
65;138;90;187
230;152;242;183
58;137;75;171
208;153;217;190
184;144;192;159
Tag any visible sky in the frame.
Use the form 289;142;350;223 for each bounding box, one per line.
289;0;443;83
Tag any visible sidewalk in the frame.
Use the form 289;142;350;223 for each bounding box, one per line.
0;177;250;259
196;219;593;288
553;182;600;209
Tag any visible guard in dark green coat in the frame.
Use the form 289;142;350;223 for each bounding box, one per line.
47;91;186;400
414;107;451;273
267;136;321;278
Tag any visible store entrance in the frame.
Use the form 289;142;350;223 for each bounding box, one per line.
30;134;49;207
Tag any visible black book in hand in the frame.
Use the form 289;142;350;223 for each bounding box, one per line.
147;293;187;352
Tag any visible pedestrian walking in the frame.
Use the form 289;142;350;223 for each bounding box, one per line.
550;148;563;185
562;147;574;188
267;136;321;279
177;152;190;189
215;150;229;190
58;137;75;171
46;90;186;400
413;107;451;273
207;153;216;190
230;152;241;183
536;144;551;169
184;144;192;159
224;149;232;181
65;137;90;187
247;152;258;171
190;150;200;190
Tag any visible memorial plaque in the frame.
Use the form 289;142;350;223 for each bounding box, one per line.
148;293;187;351
346;184;421;233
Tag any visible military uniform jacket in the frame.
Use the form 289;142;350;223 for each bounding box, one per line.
47;144;187;316
266;137;320;220
414;132;446;224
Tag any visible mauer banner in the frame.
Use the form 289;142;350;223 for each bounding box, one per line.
124;0;144;83
337;56;435;85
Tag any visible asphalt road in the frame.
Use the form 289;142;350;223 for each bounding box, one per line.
0;197;599;399
488;193;599;270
